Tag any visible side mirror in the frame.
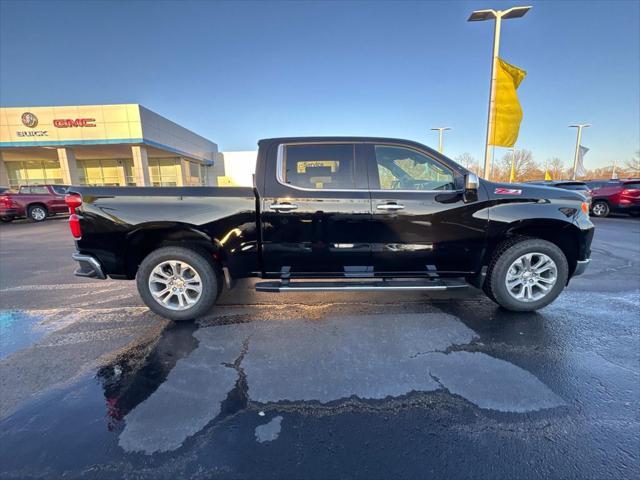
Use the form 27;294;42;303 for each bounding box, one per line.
464;172;479;191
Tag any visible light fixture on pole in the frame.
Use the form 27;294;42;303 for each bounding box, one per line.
468;5;532;180
430;127;451;153
569;124;590;180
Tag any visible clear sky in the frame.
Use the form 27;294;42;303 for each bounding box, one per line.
1;0;638;169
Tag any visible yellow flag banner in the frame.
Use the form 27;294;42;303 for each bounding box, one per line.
489;58;527;147
544;170;552;181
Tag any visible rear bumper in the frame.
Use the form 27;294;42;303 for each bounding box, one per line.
72;252;106;279
0;208;19;217
573;259;590;277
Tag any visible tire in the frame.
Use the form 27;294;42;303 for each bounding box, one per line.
591;201;610;218
136;246;220;321
0;216;14;223
484;238;569;312
28;204;48;222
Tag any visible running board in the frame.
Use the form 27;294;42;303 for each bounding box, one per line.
255;278;469;293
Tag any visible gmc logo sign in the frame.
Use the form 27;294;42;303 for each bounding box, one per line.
53;118;96;128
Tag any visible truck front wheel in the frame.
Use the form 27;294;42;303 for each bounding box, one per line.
484;238;569;312
137;246;220;321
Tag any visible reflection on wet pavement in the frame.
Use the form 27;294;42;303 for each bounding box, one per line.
118;312;564;454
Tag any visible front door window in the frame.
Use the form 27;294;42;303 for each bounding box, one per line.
374;145;454;191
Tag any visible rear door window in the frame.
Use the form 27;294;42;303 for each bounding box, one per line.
623;182;640;189
281;144;356;190
51;186;69;195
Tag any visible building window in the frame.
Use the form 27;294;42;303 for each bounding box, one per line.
149;158;178;186
77;159;122;186
5;161;64;188
187;161;205;186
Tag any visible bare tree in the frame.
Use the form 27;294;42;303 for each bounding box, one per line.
623;150;640;177
455;152;475;169
548;158;565;180
496;149;539;182
455;152;480;176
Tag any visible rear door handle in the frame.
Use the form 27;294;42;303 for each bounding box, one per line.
376;203;405;211
270;202;298;212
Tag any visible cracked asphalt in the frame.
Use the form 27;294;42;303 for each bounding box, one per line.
0;215;638;479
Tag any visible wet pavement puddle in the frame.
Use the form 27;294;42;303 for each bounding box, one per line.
0;311;58;359
2;290;637;471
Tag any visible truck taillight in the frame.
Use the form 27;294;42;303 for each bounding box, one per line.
69;214;82;239
65;193;82;213
0;196;13;208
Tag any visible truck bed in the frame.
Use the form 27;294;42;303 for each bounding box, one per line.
70;186;259;279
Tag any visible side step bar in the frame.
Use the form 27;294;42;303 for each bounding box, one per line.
255;278;469;293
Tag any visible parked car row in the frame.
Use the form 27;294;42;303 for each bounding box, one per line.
585;179;640;217
0;184;71;222
527;179;640;218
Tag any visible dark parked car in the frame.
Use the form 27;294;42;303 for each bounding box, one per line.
585;179;640;217
0;184;70;222
526;180;592;206
67;137;594;320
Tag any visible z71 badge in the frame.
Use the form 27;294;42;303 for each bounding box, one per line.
494;188;522;195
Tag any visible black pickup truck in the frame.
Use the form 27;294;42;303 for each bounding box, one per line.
67;137;594;321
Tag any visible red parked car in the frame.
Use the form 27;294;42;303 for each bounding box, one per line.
0;184;70;222
586;179;640;217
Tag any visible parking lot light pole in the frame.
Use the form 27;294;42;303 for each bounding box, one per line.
468;5;532;180
570;124;590;180
430;127;451;153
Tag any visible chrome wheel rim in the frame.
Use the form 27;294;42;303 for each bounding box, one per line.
593;203;606;216
505;252;558;303
148;260;202;311
31;207;46;221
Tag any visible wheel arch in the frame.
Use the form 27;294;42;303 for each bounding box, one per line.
486;219;581;278
27;202;48;213
124;224;222;279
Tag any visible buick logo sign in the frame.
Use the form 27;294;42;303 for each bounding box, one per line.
21;112;38;128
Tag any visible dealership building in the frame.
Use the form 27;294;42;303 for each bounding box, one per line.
0;104;225;188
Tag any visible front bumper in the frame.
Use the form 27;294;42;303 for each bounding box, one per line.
573;259;590;277
72;252;106;279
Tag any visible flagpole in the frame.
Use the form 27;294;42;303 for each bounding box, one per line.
468;6;532;180
570;124;590;180
509;148;516;182
611;160;617;179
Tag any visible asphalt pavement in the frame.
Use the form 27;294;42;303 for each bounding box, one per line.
0;215;638;479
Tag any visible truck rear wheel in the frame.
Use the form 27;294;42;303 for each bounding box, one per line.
136;246;220;321
28;204;48;222
484;238;568;312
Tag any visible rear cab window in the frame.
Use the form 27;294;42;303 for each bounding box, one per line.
623;182;640;190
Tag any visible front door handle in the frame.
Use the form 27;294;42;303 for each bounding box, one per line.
376;203;405;211
270;202;298;212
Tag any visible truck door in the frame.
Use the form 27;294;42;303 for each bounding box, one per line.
365;143;488;275
260;142;372;276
